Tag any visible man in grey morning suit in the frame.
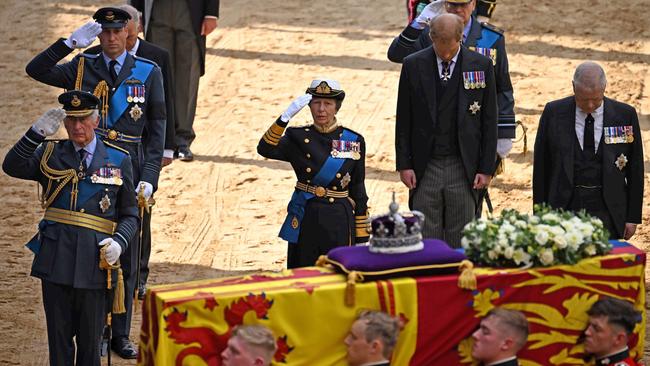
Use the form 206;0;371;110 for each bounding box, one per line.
395;14;497;247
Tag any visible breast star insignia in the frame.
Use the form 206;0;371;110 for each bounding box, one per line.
615;153;628;171
469;101;481;115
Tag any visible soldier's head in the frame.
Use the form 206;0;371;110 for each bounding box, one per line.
116;4;142;51
221;325;277;366
429;13;464;62
444;0;476;25
345;310;401;366
306;78;345;128
472;308;529;364
572;61;607;114
93;7;130;59
584;297;640;358
59;90;101;146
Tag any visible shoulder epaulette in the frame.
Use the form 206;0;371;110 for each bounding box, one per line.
103;140;130;155
78;52;100;59
480;22;505;35
133;55;159;68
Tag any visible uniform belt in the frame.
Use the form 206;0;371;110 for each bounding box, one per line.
44;207;116;235
295;182;348;199
575;185;602;189
95;128;142;143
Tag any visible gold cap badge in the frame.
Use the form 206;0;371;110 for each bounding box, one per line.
71;95;81;107
315;81;331;94
105;12;115;21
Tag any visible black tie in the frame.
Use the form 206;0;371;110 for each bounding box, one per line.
584;113;595;156
440;61;450;86
78;149;87;171
109;60;118;83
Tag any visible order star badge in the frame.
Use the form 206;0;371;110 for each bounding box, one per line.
340;172;352;189
615;153;628;171
469;101;481;115
129;104;143;121
100;194;111;213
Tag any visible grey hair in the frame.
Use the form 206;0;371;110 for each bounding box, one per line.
573;61;607;90
90;109;100;120
117;4;141;26
231;325;277;363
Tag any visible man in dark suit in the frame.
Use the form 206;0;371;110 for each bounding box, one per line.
345;310;400;366
396;13;497;247
25;7;167;358
389;0;515;167
533;62;643;240
2;90;139;366
132;0;220;161
471;308;529;366
86;4;173;300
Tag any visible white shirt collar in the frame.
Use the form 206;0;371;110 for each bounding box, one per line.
486;356;517;365
129;38;140;56
102;50;128;68
436;47;461;78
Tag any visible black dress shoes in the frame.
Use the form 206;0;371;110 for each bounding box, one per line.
111;336;138;359
177;146;193;162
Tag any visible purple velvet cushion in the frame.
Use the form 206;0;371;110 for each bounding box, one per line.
326;239;467;276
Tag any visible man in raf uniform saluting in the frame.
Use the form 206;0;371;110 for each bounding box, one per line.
26;7;166;358
2;90;139;366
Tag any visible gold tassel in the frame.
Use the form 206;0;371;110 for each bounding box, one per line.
75;57;85;91
113;268;126;314
494;158;504;176
315;255;329;267
93;81;109;129
515;120;528;155
345;271;363;307
457;260;477;290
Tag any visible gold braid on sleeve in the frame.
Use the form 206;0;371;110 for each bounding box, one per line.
39;142;79;210
93;81;109;129
74;57;85;91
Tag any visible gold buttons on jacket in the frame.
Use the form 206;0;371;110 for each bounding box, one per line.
328;198;335;203
304;128;310;131
331;186;338;190
306;167;312;173
304;138;310;144
336;173;341;178
306;153;311;159
80;208;85;213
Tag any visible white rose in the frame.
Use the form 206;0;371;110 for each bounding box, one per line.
539;248;554;266
565;231;582;249
553;235;568;249
504;246;514;259
535;230;549;245
515;220;527;229
529;216;540;224
476;223;486;231
579;223;594;237
513;248;532;266
542;213;560;223
461;236;470;249
584;244;597;256
509;232;518;241
550;226;565;237
498;236;508;247
488;250;498;260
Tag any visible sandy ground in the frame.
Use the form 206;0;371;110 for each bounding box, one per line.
0;0;648;364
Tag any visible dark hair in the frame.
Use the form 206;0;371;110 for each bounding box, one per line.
587;297;640;334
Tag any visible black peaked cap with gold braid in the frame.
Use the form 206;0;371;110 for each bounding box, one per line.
58;90;100;117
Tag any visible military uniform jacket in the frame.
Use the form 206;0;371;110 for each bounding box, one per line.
396;46;498;189
595;348;639;366
388;17;515;137
533;96;644;238
2;129;139;289
26;39;167;190
258;118;370;243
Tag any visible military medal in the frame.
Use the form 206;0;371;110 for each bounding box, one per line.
130;104;143;121
331;140;361;160
90;167;123;185
470;47;497;66
469;101;481;115
127;85;133;103
604;125;634;144
615;154;628;171
463;71;486;89
340;172;352;189
99;194;111;213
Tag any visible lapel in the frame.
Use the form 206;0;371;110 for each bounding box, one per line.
60;140;80;170
115;54;135;87
416;48;439;126
455;48;469;129
92;55;113;87
560;98;577;184
463;17;482;47
135;38;147;58
87;137;108;174
600;97;617;174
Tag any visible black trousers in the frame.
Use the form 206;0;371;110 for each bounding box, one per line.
42;280;105;366
139;208;152;289
569;187;619;239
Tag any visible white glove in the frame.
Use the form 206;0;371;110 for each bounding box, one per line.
136;181;154;200
32;108;66;137
98;238;122;265
413;1;445;29
496;139;513;158
63;21;102;49
280;94;312;123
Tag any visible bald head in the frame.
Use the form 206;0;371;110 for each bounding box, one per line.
428;14;463;62
573;61;607;91
429;13;464;43
572;61;607;113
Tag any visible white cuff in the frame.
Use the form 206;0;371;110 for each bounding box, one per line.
163;149;174;159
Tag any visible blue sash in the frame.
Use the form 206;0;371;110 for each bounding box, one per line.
106;60;154;128
279;129;358;243
476;27;500;49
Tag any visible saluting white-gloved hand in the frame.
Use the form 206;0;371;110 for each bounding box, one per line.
280;94;312;123
414;1;445;28
98;238;122;265
136;181;154;200
32;108;66;137
63;21;102;49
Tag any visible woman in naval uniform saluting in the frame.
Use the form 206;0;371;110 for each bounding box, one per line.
258;78;370;268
